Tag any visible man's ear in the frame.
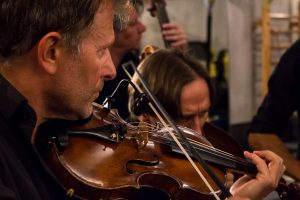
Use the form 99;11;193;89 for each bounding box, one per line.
37;32;62;74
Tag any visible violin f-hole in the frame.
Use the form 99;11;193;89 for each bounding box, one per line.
126;156;160;174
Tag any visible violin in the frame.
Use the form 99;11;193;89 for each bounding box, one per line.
37;103;293;200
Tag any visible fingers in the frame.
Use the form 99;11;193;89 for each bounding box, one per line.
244;150;285;188
225;171;235;188
230;151;285;200
230;174;252;193
253;150;284;168
161;23;187;49
244;151;270;175
253;150;286;184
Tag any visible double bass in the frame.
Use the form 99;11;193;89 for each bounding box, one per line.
147;0;173;49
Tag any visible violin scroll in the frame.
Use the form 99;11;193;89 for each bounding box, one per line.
147;0;167;17
139;45;159;62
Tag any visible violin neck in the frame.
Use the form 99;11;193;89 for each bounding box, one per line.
154;2;172;48
170;145;257;175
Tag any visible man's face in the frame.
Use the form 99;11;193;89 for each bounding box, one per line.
48;0;116;120
176;78;211;135
113;6;146;51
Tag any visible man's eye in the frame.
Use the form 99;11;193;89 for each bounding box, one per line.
181;111;208;121
198;112;207;117
181;115;194;121
97;49;106;57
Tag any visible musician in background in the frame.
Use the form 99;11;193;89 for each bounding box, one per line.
248;39;300;182
127;48;285;200
96;0;187;119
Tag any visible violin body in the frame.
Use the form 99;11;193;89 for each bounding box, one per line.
46;106;225;200
40;104;299;200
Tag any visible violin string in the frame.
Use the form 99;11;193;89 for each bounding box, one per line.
178;136;245;162
124;121;241;161
108;111;249;166
148;131;248;165
120;122;249;174
151;136;249;172
124;121;248;165
124;122;250;166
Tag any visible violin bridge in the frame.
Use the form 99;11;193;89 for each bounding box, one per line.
135;129;149;149
132;123;149;149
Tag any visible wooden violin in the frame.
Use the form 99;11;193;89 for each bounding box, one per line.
37;102;295;200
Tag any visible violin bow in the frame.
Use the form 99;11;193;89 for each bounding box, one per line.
122;60;232;200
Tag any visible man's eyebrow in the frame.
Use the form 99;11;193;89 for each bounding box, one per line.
198;108;210;114
182;109;210;117
98;35;115;49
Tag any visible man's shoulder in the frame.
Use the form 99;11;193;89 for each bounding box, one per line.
283;39;300;58
122;51;139;64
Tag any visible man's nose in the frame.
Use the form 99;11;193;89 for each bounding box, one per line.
138;20;146;33
103;49;116;81
190;116;203;135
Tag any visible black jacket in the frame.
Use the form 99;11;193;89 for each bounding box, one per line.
0;74;66;200
249;39;300;137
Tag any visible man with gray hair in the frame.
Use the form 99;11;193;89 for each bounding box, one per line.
0;0;127;199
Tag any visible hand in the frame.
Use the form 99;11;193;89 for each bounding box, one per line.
161;23;187;50
249;133;300;182
230;150;285;200
225;171;234;188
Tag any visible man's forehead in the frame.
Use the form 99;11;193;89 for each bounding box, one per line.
181;106;210;115
180;98;211;114
87;1;115;45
